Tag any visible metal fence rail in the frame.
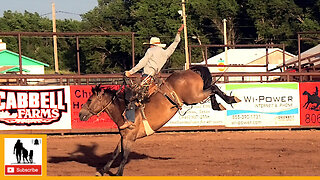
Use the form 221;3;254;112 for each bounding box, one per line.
0;31;136;75
0;71;319;86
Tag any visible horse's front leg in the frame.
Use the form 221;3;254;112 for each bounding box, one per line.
96;140;122;176
116;137;134;176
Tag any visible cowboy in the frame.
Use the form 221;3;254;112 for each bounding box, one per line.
13;139;23;163
120;24;184;129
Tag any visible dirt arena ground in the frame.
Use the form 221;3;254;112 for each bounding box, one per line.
47;130;320;176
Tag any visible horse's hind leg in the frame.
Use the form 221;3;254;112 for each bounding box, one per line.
210;94;226;110
96;140;122;176
211;85;241;104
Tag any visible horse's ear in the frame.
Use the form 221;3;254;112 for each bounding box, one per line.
92;84;102;94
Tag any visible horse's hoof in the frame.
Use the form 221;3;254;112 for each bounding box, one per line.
219;104;226;111
234;96;241;103
95;171;103;176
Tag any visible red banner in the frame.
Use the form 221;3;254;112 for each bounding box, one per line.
300;82;320;126
70;85;120;129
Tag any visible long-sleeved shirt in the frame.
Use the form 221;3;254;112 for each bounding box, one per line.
128;33;181;76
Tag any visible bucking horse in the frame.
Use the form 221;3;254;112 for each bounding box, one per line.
79;65;240;176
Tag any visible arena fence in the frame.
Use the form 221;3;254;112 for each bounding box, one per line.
1;31;320;134
0;31;136;75
0;71;319;86
0;81;320;134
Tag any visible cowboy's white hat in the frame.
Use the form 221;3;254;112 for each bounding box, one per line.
143;37;166;48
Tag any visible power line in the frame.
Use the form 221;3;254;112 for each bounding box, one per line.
40;11;81;17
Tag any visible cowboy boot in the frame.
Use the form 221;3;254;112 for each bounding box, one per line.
210;95;226;111
119;119;134;130
211;85;241;104
119;103;136;130
120;110;135;130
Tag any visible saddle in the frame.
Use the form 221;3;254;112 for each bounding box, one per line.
124;74;161;107
123;73;183;117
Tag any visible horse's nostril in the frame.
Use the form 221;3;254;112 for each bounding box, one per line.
79;112;85;121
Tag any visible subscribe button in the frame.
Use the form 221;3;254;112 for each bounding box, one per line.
5;165;42;176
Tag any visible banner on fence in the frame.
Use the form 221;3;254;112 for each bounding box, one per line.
0;86;71;130
225;83;300;127
299;82;320;126
70;85;118;129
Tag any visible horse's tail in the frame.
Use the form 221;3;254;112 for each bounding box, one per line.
190;65;212;90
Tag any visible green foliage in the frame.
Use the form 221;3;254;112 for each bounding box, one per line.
0;0;320;74
246;0;302;43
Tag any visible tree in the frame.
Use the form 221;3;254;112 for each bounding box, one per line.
189;0;240;45
0;11;54;67
0;10;84;73
80;0;134;73
246;0;320;53
1;0;320;73
81;0;189;72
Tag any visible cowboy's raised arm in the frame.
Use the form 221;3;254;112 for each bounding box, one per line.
165;24;184;58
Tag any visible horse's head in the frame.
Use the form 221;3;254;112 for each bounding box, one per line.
303;91;309;96
79;84;113;121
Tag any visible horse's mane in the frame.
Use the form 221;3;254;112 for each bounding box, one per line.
190;65;212;90
92;84;124;98
106;87;125;98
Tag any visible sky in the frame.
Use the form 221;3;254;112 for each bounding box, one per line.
0;0;98;21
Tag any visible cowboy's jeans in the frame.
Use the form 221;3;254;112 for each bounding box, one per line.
125;102;135;122
124;85;135;122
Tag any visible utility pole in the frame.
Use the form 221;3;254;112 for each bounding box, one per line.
181;0;190;70
223;19;228;65
52;2;59;74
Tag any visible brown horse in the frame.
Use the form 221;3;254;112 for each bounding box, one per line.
79;66;239;176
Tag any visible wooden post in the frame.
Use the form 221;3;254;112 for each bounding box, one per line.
223;19;228;65
266;47;269;72
282;44;286;72
76;36;80;75
18;33;22;75
182;0;190;70
132;33;135;67
52;2;59;74
298;33;301;73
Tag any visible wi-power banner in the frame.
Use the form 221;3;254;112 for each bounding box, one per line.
225;83;300;127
